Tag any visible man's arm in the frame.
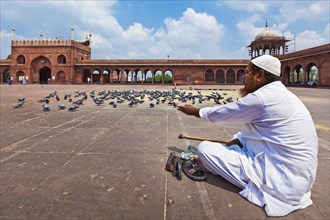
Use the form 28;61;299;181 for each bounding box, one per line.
177;104;200;118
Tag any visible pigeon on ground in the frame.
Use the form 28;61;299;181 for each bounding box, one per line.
56;95;60;101
18;97;25;102
150;103;155;108
68;105;79;111
73;99;84;105
128;101;134;107
226;97;233;102
112;103;117;108
42;105;51;111
14;100;25;108
58;104;66;110
38;98;49;104
94;98;103;105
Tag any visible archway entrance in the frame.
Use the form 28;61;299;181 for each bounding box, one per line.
40;67;51;84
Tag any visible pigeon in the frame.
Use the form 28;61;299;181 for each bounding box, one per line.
38;98;49;104
18;97;25;102
226;97;233;102
112;103;117;108
150;103;155;108
68;105;79;111
94;99;103;105
64;94;68;100
73;99;83;105
128;101;134;107
56;95;60;101
42;105;51;111
14;100;25;108
58;104;66;110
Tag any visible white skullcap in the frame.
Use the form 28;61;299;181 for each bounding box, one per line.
251;54;281;76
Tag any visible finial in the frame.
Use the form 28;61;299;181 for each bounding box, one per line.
11;26;16;41
265;20;268;28
71;27;75;40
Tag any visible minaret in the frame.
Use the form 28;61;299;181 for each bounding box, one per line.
11;27;16;41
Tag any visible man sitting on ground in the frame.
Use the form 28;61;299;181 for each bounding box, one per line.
177;54;318;217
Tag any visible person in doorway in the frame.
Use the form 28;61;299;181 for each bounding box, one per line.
177;54;318;217
87;77;91;85
22;77;26;85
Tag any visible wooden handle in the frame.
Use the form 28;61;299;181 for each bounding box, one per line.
178;134;228;144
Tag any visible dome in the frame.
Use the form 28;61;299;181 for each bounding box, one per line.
255;28;280;40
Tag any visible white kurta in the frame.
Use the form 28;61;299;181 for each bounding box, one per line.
198;81;318;217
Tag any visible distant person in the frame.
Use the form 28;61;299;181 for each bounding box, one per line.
7;76;11;85
177;55;318;217
87;77;91;85
307;80;314;87
22;77;26;85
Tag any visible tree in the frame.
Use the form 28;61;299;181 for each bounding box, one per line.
4;69;10;78
164;74;172;83
155;74;162;83
6;54;11;60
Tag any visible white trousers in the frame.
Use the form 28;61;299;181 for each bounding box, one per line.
197;141;251;189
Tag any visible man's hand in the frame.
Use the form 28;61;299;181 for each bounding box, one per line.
225;138;243;148
177;104;200;118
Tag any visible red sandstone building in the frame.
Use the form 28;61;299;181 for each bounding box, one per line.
1;26;329;86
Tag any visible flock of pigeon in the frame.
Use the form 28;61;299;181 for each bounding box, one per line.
14;88;236;111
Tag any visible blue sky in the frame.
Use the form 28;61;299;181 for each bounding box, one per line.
1;0;329;60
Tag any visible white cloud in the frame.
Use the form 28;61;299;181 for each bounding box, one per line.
236;19;262;43
323;24;330;40
155;8;225;58
282;28;328;52
0;30;28;59
123;23;153;42
223;0;273;12
277;1;330;24
77;7;225;59
1;1;327;60
295;30;328;50
0;31;12;59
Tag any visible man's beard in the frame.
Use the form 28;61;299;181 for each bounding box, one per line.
239;86;250;97
239;81;260;97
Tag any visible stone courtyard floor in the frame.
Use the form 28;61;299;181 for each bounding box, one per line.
0;84;329;220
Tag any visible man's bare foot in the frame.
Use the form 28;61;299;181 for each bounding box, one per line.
193;155;209;172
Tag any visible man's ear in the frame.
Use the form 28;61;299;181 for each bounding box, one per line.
256;70;265;82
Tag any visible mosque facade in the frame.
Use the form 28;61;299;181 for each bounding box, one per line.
0;26;329;86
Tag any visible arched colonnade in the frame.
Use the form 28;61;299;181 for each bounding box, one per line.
79;68;173;84
74;65;246;85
